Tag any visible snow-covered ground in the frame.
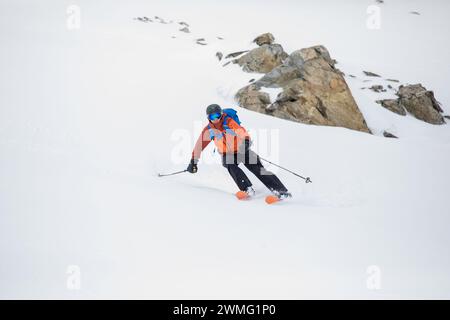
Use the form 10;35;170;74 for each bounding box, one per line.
1;0;450;299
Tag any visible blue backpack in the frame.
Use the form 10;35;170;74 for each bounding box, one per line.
207;108;241;140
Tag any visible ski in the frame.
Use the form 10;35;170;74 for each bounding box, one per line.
265;192;292;204
265;195;281;204
236;191;250;200
235;187;256;200
235;191;290;204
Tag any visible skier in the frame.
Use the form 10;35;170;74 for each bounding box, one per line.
186;104;291;200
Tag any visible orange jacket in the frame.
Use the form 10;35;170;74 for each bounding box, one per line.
192;115;250;160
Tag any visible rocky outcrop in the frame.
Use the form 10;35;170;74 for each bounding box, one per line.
253;33;275;46
225;51;248;59
383;131;398;138
376;99;406;116
234;44;288;73
369;85;386;93
363;71;381;77
397;84;444;124
135;17;153;23
196;38;207;45
235;85;271;113
154;16;168;24
229;33;446;132
235;44;371;133
377;84;445;124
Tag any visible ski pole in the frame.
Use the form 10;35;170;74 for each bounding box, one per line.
259;157;312;183
157;169;188;177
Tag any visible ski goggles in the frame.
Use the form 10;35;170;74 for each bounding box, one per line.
208;112;222;121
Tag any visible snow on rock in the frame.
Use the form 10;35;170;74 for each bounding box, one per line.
259;87;283;104
234;43;288;73
236;44;371;133
253;32;275;46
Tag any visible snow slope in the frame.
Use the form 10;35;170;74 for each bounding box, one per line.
1;0;450;299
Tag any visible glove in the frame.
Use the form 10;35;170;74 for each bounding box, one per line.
187;158;198;173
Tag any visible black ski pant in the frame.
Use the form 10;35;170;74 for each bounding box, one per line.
222;148;288;193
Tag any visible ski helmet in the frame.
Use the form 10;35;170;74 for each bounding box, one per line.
206;104;222;116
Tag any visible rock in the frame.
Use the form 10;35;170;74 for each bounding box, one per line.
387;84;393;89
291;45;337;67
179;27;190;33
222;61;231;67
397;84;444;124
410;11;421;15
249;79;255;83
370;85;384;93
444;115;450;120
236;45;371;133
234;44;288;73
225;51;249;59
179;21;189;27
217;36;224;40
376;99;407;116
196;39;207;45
363;71;381;77
136;16;153;22
253;33;275;46
348;74;356;78
154;16;167;24
255;45;335;88
383;131;398;138
376;84;445;124
386;79;400;83
216;52;223;61
235;85;271;113
255;65;302;88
